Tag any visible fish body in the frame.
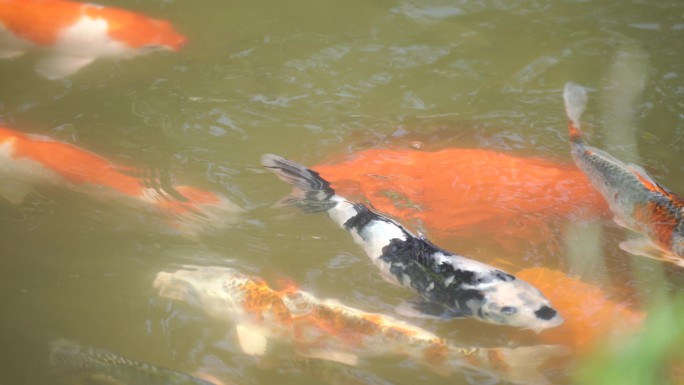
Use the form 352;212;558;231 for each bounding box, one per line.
563;83;684;263
0;126;239;230
313;147;609;253
0;0;186;79
261;154;562;331
49;339;217;385
154;266;565;385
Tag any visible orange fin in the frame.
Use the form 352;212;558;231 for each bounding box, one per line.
626;163;671;196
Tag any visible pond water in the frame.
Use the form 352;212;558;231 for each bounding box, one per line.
1;0;683;384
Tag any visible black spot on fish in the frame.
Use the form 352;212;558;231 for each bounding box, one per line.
342;203;383;232
535;305;557;320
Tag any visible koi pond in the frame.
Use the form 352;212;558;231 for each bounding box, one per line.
1;0;683;384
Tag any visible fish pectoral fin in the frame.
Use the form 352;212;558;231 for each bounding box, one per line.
235;324;268;356
395;300;467;319
619;238;684;268
35;55;96;80
298;349;359;366
0;180;33;205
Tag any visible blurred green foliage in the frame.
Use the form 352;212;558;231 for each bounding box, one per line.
575;295;684;385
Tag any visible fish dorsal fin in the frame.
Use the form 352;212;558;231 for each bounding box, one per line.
35;55;95;80
235;324;268;356
626;163;670;195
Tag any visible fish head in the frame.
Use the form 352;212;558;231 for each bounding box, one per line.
153;266;250;320
477;277;563;332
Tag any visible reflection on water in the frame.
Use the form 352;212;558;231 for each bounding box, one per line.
1;0;683;384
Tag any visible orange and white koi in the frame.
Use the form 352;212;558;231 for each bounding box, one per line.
0;126;239;231
0;0;187;79
564;82;684;267
154;265;567;385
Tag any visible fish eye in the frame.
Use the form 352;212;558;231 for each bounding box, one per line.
500;306;517;315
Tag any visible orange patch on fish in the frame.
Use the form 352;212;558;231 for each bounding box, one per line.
0;0;186;49
0;126;143;196
241;279;293;325
315;148;609;251
516;267;644;352
0;0;80;45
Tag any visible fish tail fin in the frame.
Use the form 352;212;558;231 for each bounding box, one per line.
563;82;589;144
261;154;337;212
483;345;570;385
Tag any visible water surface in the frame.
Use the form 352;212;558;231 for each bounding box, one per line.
1;0;683;384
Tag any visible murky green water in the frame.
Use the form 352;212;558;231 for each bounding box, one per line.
1;0;683;384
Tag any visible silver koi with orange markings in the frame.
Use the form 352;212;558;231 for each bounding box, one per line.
564;82;684;266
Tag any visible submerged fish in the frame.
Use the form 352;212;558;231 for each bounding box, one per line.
0;0;186;79
313;148;608;254
154;265;566;385
516;267;644;352
563;82;684;267
261;154;563;331
0;126;239;231
49;339;218;385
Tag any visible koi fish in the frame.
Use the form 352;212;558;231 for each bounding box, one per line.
563;82;684;267
516;267;644;352
313;148;609;254
0;0;187;79
153;265;567;385
0;126;239;231
49;339;219;385
261;154;563;331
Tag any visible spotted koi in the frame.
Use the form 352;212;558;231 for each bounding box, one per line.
153;266;566;385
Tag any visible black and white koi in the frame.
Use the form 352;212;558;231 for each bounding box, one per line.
261;154;563;332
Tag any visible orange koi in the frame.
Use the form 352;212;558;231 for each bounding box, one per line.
154;266;568;385
0;126;239;230
516;267;645;353
564;82;684;267
313;147;608;253
0;0;186;79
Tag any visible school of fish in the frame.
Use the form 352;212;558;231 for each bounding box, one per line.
261;153;563;332
154;265;567;385
0;1;681;384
